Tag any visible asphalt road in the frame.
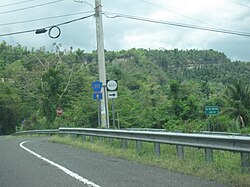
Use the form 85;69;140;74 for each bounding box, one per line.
0;136;229;187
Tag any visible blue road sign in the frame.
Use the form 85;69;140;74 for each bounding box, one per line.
93;93;103;100
92;81;102;93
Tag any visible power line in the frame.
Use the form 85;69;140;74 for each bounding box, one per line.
0;11;94;27
1;8;249;38
0;0;37;8
55;14;93;27
0;14;94;37
0;0;64;15
103;11;250;37
0;28;38;37
228;0;250;9
139;0;210;26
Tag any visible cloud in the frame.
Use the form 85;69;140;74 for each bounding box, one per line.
0;0;250;61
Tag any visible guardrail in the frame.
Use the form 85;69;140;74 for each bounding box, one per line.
13;128;250;173
13;129;59;136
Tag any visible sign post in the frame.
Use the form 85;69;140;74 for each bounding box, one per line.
107;80;118;128
205;106;219;131
92;81;103;127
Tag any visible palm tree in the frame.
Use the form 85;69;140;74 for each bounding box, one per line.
223;80;250;127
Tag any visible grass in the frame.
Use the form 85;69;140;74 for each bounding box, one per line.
48;135;250;187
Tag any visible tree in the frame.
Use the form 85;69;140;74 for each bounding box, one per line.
0;83;21;135
1;42;250;133
223;80;250;127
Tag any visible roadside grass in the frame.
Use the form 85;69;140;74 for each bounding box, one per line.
49;135;250;187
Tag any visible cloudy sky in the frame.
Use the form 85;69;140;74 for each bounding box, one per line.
0;0;250;61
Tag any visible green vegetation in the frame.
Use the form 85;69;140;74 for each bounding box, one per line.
0;41;250;134
50;135;250;187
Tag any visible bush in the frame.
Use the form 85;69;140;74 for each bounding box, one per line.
240;126;250;134
205;115;238;132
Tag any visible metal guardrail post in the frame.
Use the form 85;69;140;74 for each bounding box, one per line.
71;134;77;138
90;136;94;142
109;137;113;144
136;140;142;154
154;142;160;156
176;145;184;160
122;139;128;149
241;152;250;173
82;135;86;142
99;137;104;142
205;148;213;163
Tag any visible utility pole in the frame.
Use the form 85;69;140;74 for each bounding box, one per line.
95;0;109;128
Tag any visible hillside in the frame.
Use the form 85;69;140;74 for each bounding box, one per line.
0;42;250;135
104;48;250;85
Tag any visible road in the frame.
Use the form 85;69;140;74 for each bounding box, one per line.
0;136;229;187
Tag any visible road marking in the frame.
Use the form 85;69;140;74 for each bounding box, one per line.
20;141;101;187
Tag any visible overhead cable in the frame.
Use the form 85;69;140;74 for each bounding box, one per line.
103;11;250;38
228;0;250;9
0;14;94;37
0;11;94;27
0;0;37;8
0;0;64;15
139;0;210;26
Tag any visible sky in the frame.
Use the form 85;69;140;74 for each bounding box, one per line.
0;0;250;62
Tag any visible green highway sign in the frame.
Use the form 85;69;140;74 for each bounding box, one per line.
205;106;219;115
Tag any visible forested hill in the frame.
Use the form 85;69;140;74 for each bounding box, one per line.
104;48;250;85
1;42;249;85
1;42;250;135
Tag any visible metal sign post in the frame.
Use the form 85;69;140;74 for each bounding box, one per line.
97;99;101;128
92;81;103;127
112;98;115;128
205;106;219;131
107;80;118;128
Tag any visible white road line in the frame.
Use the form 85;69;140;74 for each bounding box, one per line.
20;141;101;187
